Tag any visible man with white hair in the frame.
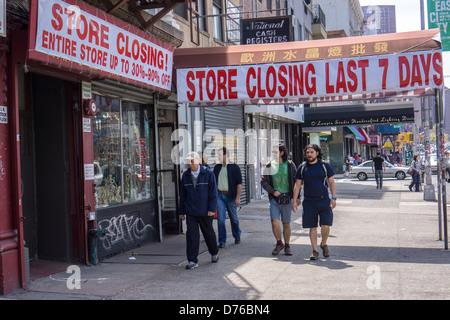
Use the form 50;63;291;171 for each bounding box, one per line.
179;151;219;269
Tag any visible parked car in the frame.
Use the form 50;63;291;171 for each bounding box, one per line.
350;160;410;181
420;152;437;173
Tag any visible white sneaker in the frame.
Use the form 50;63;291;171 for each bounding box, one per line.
211;254;219;263
186;261;198;269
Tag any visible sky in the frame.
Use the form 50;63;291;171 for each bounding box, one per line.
359;0;450;82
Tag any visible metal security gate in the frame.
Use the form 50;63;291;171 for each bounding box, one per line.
204;106;247;204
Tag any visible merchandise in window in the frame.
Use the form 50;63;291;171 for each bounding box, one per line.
122;101;153;203
93;95;154;208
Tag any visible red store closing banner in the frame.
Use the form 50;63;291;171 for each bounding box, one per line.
175;29;444;106
29;0;174;94
177;50;443;106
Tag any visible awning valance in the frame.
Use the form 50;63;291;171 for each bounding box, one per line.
348;126;364;141
358;128;371;144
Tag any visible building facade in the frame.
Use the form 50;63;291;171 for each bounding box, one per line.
172;0;306;202
0;0;184;294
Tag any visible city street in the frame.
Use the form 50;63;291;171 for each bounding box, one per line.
4;176;450;301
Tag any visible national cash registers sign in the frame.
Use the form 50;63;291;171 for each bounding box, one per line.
240;16;292;45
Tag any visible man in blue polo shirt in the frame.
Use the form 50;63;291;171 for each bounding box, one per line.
292;144;337;260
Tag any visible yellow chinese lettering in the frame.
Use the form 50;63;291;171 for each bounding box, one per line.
283;50;297;61
241;53;254;63
262;51;276;62
305;48;319;59
351;44;366;55
374;42;388;53
328;46;342;57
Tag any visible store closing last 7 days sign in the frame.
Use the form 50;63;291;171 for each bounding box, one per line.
177;50;444;106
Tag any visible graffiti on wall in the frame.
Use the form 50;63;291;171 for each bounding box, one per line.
98;213;154;251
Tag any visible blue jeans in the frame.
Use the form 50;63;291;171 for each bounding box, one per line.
375;170;383;188
217;192;241;244
409;174;420;192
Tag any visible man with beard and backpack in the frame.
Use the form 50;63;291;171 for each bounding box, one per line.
292;144;337;260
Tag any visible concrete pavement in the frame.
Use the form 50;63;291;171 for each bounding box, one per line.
3;176;450;300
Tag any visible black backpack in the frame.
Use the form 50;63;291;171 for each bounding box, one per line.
299;160;330;188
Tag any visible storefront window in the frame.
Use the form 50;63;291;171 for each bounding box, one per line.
122;101;153;203
93;95;154;208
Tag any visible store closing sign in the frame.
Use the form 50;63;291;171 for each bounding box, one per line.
31;0;173;93
177;50;443;105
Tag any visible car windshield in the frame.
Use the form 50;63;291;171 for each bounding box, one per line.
363;160;395;167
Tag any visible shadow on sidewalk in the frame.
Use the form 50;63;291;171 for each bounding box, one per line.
270;244;449;270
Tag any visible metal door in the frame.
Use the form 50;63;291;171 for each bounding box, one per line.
158;122;180;234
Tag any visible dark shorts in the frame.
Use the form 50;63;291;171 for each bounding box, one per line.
302;197;333;228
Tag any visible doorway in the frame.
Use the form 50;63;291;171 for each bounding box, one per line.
19;72;81;263
157;109;180;234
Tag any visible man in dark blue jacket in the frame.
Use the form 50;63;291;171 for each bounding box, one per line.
180;152;219;269
213;147;242;248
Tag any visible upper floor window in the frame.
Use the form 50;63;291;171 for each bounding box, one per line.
213;0;223;41
174;2;187;20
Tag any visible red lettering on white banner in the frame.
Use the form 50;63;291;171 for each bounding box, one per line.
177;50;444;105
34;0;173;92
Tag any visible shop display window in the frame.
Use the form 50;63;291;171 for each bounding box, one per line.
93;95;154;208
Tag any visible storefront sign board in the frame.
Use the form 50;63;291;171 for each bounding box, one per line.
240;16;292;45
177;50;443;106
28;0;174;94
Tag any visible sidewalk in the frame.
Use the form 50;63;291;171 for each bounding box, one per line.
3;177;450;300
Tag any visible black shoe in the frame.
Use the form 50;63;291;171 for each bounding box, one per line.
211;254;219;263
235;238;240;244
309;250;319;260
218;243;225;249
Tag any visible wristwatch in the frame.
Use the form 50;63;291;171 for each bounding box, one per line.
331;197;337;200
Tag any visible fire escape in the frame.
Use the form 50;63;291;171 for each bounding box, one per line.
101;0;194;30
